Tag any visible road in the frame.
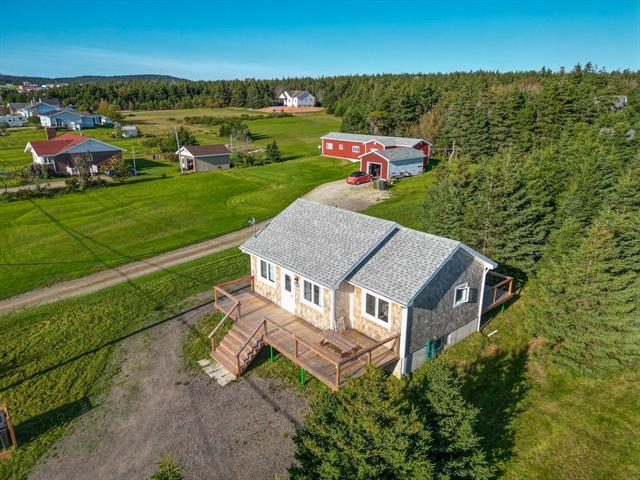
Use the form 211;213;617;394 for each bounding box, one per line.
0;180;389;315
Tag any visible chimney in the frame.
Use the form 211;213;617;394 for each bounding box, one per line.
45;127;57;140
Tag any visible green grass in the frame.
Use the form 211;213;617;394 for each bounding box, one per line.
362;162;437;229
0;247;249;480
0;110;348;299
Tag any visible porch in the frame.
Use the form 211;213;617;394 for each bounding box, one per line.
209;276;400;391
482;271;515;313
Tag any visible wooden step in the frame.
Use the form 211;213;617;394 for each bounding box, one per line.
211;323;266;376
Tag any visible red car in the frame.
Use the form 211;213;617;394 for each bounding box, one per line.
346;171;372;185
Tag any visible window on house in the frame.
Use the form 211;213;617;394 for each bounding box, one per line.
364;292;390;324
338;144;344;150
352;146;360;153
303;279;322;307
259;259;275;283
454;283;470;306
326;142;333;150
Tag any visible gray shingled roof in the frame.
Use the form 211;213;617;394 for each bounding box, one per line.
241;199;397;288
373;147;426;163
321;132;429;147
348;227;461;306
289;90;313;100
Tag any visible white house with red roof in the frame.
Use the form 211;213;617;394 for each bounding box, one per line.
25;129;124;175
320;132;432;180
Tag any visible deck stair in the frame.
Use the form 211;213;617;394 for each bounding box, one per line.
211;322;265;376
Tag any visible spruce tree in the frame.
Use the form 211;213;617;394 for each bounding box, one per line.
290;368;434;480
407;362;493;480
264;140;282;163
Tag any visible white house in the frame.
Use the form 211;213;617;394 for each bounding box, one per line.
278;90;315;108
0;115;27;127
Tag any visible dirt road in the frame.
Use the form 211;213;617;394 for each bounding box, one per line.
0;179;388;315
28;295;307;480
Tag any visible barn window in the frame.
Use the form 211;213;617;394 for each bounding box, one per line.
454;283;470;306
326;142;333;150
339;144;344;150
352;146;360;153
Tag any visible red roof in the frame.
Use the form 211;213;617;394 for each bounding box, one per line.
27;133;90;156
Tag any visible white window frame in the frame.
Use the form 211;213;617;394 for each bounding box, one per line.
361;289;392;329
352;145;361;153
301;277;323;310
258;258;276;284
453;282;470;307
338;144;344;150
326;142;333;150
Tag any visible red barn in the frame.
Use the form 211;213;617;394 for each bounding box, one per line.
320;132;432;180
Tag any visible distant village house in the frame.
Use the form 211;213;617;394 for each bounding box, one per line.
278;90;315;108
176;144;232;173
25;128;123;175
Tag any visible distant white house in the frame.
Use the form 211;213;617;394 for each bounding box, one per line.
0;115;27;127
39;110;110;130
278;90;315;108
121;125;139;138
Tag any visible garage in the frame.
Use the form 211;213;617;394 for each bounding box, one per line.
359;147;426;180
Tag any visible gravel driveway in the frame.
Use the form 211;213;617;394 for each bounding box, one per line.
302;178;390;211
28;296;308;480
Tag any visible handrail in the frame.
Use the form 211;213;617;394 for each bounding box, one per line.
208;302;239;339
339;333;400;366
234;319;267;374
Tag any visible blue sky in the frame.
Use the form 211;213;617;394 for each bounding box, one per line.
1;0;638;80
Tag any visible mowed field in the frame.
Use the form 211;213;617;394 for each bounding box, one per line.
0;109;349;299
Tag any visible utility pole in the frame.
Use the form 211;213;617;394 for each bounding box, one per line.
175;126;183;174
132;147;136;171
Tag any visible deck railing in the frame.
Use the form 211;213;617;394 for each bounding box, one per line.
209;275;254;352
264;315;400;391
482;271;514;313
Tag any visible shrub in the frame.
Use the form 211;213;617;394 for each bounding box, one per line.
150;455;183;480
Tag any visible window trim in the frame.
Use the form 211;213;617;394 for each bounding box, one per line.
258;258;276;284
361;289;392;329
453;282;470;307
352;145;361;153
325;142;333;150
338;144;344;150
301;277;323;310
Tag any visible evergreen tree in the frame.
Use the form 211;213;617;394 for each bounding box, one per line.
290;368;434;480
406;362;493;480
264;140;282;163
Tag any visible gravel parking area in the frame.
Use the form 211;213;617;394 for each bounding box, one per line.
28;298;308;480
303;178;390;211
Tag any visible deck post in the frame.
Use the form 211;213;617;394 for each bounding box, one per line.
300;367;305;387
269;345;274;362
295;337;298;358
335;364;341;390
213;288;218;309
501;303;505;313
367;351;372;365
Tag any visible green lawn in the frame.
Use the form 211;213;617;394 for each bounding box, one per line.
0;248;250;480
0;110;347;299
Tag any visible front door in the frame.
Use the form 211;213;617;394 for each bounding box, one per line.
281;269;296;313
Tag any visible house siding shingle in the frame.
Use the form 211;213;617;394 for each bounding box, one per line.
349;286;403;342
407;249;485;353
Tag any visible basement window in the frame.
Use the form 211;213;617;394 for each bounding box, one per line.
454;283;470;306
363;291;390;326
302;279;322;308
259;259;275;283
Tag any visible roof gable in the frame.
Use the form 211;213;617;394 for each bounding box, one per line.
26;134;122;156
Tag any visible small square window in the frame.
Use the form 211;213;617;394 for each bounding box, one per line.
326;142;333;150
259;259;275;282
303;279;322;307
352;146;360;153
454;283;470;306
339;144;344;150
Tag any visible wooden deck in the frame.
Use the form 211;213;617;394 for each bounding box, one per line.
482;271;515;313
211;277;400;391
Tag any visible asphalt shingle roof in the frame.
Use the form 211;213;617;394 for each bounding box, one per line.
321;132;429;147
241;199;397;288
373;147;426;163
349;227;461;305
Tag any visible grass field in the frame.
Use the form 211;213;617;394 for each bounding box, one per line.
0;110;348;299
0;248;250;480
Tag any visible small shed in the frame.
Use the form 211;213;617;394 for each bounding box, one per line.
121;126;139;138
176;144;232;173
359;147;426;180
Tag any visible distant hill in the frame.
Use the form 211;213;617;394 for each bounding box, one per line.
0;74;186;85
